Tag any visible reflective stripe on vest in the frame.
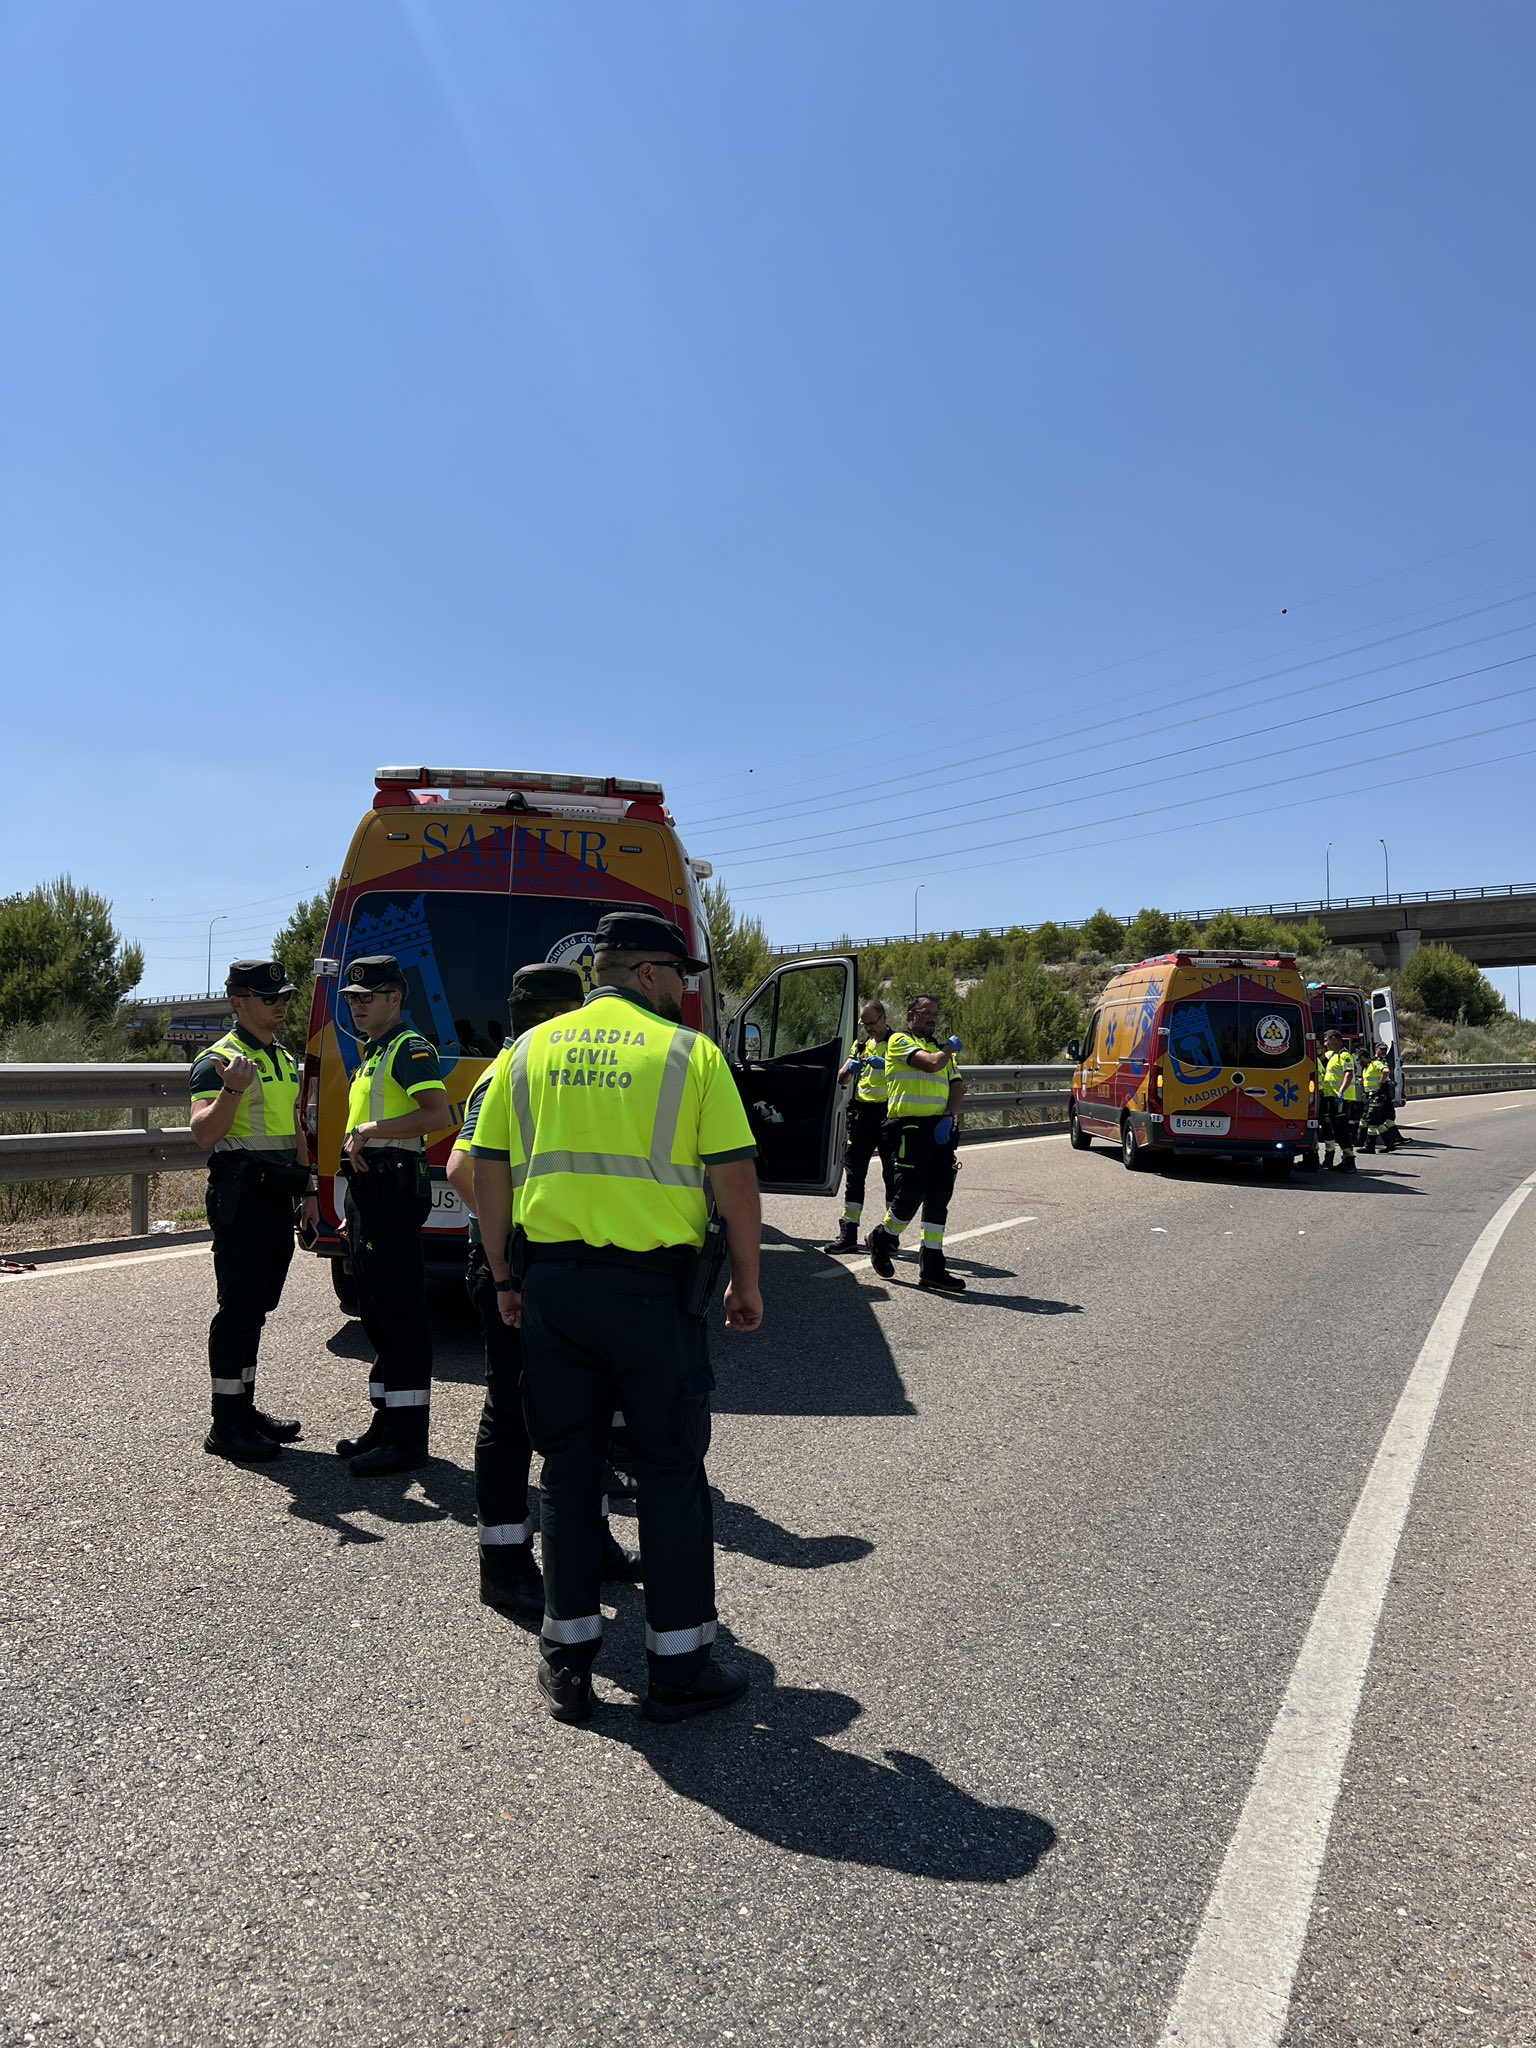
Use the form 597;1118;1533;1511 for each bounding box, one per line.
855;1037;889;1106
347;1031;430;1151
205;1031;299;1155
508;1025;704;1190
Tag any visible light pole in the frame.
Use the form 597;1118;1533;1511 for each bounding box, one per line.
913;883;925;941
1325;843;1333;907
205;913;228;997
1379;837;1390;900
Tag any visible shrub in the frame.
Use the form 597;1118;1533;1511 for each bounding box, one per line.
1396;944;1503;1026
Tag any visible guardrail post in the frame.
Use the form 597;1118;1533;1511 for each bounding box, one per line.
129;1106;150;1236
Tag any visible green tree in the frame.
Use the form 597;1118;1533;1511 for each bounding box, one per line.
0;878;144;1033
1032;920;1074;963
1078;907;1127;957
271;879;337;1053
1396;943;1503;1026
955;960;1083;1063
1125;907;1175;958
702;877;775;1017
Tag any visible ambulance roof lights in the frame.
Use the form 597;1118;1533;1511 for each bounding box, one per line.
374;767;665;801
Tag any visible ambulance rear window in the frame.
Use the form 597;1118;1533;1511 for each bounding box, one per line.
1167;999;1306;1078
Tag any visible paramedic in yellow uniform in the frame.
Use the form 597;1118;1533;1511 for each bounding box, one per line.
471;911;762;1727
868;992;967;1291
822;999;896;1254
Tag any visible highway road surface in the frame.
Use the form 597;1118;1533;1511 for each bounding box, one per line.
3;1091;1533;2048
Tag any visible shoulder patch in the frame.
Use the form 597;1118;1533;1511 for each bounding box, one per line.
410;1048;433;1060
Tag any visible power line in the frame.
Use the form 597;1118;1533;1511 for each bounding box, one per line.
729;709;1536;902
703;638;1536;867
683;587;1536;838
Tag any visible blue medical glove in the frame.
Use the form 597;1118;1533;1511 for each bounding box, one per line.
933;1115;953;1145
946;1035;963;1053
866;1053;885;1070
845;1056;864;1078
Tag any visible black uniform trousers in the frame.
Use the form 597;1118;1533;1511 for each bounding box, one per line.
520;1245;714;1683
207;1156;296;1398
1321;1095;1360;1156
343;1153;433;1413
886;1117;958;1233
841;1099;894;1216
466;1241;535;1546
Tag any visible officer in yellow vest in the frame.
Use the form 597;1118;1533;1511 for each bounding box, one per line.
868;992;967;1290
335;954;451;1475
189;960;314;1462
1359;1049;1404;1153
1319;1029;1363;1174
822;999;896;1254
471;910;762;1726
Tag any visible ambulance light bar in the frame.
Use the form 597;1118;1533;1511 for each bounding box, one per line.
1168;950;1297;970
375;767;665;800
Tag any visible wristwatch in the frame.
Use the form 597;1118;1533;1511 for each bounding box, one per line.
494;1278;517;1293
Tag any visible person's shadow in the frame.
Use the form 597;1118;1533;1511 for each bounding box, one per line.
589;1634;1056;1883
244;1443;477;1543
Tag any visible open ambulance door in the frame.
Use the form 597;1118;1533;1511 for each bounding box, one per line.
1370;986;1406;1105
725;956;857;1195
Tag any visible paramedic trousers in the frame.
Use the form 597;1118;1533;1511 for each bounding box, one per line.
343;1154;433;1417
841;1100;894;1217
520;1244;715;1685
207;1158;295;1403
886;1117;959;1233
466;1241;535;1549
1322;1095;1360;1157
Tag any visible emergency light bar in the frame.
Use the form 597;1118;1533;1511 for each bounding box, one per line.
375;767;665;800
1166;950;1297;971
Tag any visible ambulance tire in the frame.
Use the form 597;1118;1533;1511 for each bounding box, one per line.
1120;1118;1146;1171
1069;1105;1092;1151
329;1257;361;1318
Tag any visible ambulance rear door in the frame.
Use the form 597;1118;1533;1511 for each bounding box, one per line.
726;957;857;1194
1370;986;1406;1105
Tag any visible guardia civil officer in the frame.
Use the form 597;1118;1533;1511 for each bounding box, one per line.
822;999;896;1254
472;910;762;1726
334;955;451;1476
446;963;639;1620
189;961;314;1462
867;992;967;1291
1319;1029;1363;1174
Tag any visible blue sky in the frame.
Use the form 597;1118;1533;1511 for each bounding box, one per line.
3;1;1534;1009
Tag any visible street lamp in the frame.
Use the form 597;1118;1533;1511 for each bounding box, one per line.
913;883;925;941
205;913;228;997
1325;843;1333;907
1379;837;1390;900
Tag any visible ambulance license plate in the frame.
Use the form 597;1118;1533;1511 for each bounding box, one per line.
426;1183;467;1230
1171;1114;1230;1135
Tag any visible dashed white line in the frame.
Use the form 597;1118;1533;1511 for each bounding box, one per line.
1;1242;213;1283
943;1215;1038;1246
1158;1162;1536;2048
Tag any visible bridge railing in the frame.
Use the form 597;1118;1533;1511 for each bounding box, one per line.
1;1061;1533;1239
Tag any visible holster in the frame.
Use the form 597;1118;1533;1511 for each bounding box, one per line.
683;1210;729;1321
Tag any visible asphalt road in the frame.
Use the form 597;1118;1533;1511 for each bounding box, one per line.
2;1093;1533;2048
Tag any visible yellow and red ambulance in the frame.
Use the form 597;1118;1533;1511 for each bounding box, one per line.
1068;948;1319;1173
300;766;854;1306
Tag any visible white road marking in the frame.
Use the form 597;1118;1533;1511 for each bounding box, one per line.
0;1242;214;1283
944;1215;1038;1246
1157;1162;1536;2048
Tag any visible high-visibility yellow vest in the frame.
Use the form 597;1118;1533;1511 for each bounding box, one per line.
1322;1050;1362;1101
1362;1058;1389;1093
346;1026;443;1151
884;1031;960;1119
190;1028;299;1157
854;1036;890;1106
468;988;755;1251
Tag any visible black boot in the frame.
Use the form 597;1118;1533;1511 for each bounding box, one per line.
1337;1153;1357;1175
602;1524;643;1583
350;1410;429;1477
205;1392;280;1463
537;1660;594;1724
480;1543;544;1622
245;1385;301;1441
336;1408;385;1459
867;1226;899;1278
822;1220;859;1254
917;1249;966;1292
642;1657;749;1723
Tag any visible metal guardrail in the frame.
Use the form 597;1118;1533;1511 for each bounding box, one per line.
1;1060;1534;1240
0;1063;204;1234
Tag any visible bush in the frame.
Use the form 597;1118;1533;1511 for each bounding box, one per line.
955;961;1083;1064
1078;908;1127;957
0;878;144;1033
1125;908;1175;958
1396;944;1503;1026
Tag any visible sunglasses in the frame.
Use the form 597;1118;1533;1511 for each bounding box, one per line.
236;990;290;1004
638;958;687;977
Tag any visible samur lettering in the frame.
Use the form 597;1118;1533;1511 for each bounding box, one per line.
420;822;609;874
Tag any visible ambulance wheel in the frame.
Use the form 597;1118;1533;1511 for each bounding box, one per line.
1069;1105;1092;1150
1120;1119;1145;1171
329;1258;361;1317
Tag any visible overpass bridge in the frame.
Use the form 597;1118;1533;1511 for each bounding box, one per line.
771;881;1536;971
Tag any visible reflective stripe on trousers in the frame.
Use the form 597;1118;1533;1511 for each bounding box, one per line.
646;1619;717;1657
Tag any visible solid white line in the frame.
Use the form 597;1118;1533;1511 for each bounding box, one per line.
1157;1162;1536;2048
0;1242;214;1283
943;1215;1037;1247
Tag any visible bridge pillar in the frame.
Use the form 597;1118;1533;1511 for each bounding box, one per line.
1394;928;1421;969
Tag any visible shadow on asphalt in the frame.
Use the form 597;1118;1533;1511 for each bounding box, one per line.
588;1630;1057;1883
242;1443;477;1541
712;1232;914;1418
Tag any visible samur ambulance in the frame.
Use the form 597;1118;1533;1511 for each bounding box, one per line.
1068;949;1319;1172
300;766;855;1309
